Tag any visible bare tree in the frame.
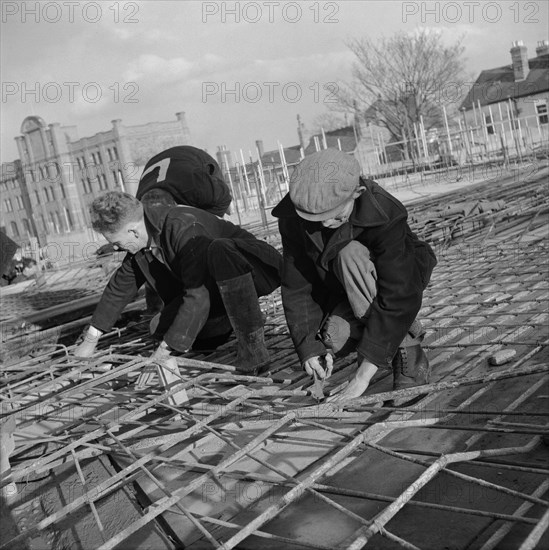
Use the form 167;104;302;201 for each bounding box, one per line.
333;29;467;155
311;112;349;134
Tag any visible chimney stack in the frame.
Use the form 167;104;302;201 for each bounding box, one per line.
216;145;233;174
255;140;264;158
297;114;306;151
536;39;549;57
510;41;529;81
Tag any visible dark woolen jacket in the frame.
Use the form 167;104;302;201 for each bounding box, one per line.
91;205;282;351
136;146;232;217
271;178;437;368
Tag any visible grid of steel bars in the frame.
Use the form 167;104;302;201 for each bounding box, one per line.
1;168;548;549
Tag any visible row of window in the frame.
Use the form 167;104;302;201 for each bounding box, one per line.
82;172;111;194
482;102;548;134
0;179;19;191
9;208;74;238
75;146;118;171
2;171;122;214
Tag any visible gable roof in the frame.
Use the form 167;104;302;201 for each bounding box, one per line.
260;144;302;167
304;125;358;155
460;54;549;110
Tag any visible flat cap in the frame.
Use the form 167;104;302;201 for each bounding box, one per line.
289;149;361;221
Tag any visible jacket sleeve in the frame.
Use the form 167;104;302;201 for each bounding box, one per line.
160;219;213;352
279;218;328;363
356;216;425;368
91;254;145;333
205;176;233;217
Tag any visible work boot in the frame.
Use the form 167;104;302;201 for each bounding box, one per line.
392;344;430;391
217;272;270;375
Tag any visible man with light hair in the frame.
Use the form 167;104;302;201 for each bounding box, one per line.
272;149;437;400
75;191;282;375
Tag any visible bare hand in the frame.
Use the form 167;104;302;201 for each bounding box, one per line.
303;354;333;380
327;355;378;402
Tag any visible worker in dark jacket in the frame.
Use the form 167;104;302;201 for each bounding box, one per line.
136;145;232;216
136;146;233;313
75;191;282;375
272;149;437;401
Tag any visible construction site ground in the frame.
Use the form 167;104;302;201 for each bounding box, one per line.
1;160;548;550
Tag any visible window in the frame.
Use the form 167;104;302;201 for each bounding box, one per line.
112;146;119;159
537;102;548;124
86;178;93;193
107;148;113;161
44;187;50;202
111;170;119;187
10;221;19;237
16;196;24;210
5;199;13;212
96;151;102;165
77;157;83;170
50;212;61;233
40;214;47;232
49;187;55;200
97;174;107;190
35;191;41;205
64;208;73;230
22;219;31;236
485;114;495;135
59;183;66;198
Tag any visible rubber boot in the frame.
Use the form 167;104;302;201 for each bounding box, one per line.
217;272;270;375
392;344;431;391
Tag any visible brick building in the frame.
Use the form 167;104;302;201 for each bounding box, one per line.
1;113;192;247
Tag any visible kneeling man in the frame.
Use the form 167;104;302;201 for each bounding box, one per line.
76;191;282;374
272;149;437;400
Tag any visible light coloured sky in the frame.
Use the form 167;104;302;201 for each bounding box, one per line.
1;0;548;162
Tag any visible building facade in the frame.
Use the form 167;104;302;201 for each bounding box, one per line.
1;113;192;247
459;40;549;157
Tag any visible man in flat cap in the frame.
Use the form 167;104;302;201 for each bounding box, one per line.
272;149;437;400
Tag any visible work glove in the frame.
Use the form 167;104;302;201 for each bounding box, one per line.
74;326;103;358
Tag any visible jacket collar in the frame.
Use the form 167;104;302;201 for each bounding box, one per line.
143;204;173;241
271;178;389;228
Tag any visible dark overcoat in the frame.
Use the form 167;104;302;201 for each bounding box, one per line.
272;178;437;369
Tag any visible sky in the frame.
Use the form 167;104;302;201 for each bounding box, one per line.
1;0;548;162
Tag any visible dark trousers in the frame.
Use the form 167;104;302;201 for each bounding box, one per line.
321;241;424;358
151;238;279;350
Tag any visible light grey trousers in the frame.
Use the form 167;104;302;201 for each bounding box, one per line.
320;241;424;358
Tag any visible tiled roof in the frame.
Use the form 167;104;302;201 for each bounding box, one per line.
460;54;549;110
304;125;358;155
260;145;302;167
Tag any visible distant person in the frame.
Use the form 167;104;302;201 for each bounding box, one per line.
75;191;282;375
0;231;19;286
272;149;437;400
